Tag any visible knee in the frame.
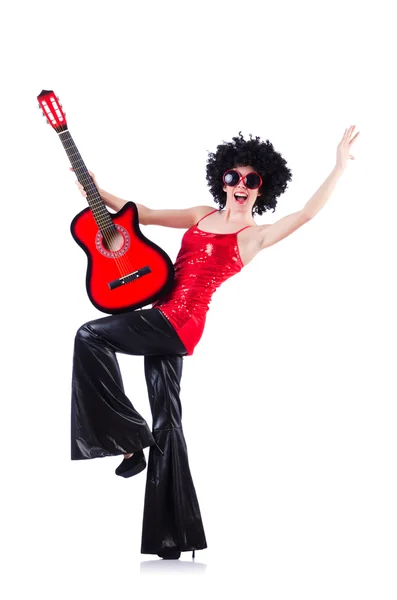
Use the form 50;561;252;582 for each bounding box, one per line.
75;321;100;342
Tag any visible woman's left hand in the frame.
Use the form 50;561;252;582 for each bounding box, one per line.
336;125;360;172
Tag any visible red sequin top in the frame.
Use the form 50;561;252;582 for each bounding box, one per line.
152;209;251;356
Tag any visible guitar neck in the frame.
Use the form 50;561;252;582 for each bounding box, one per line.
58;129;113;230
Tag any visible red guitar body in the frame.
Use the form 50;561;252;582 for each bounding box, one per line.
37;89;174;314
71;201;174;314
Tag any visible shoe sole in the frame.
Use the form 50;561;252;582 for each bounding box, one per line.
116;460;146;478
157;550;181;559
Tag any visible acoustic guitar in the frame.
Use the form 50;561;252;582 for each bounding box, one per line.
37;89;174;314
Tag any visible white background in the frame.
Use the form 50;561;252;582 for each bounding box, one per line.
1;0;396;598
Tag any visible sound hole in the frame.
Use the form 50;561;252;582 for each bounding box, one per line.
95;224;130;258
102;230;125;252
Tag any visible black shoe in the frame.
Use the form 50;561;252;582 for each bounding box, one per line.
115;450;146;478
157;547;181;560
157;548;196;559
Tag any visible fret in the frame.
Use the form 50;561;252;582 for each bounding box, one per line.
58;130;114;233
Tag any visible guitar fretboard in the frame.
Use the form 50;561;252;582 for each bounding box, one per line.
59;129;115;233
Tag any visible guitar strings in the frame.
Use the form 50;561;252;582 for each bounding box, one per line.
65;130;138;283
66;143;134;279
79;169;133;278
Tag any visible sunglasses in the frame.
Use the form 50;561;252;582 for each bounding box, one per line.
223;169;263;190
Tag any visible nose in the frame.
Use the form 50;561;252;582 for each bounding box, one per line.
236;175;248;189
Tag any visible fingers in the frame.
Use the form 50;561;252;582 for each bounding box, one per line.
340;128;349;144
343;125;353;141
69;167;92;197
75;180;87;197
341;125;359;146
346;126;360;146
346;125;358;139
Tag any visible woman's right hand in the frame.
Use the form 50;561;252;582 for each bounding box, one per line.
70;167;99;198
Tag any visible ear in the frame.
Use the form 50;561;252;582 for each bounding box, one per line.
223;184;227;193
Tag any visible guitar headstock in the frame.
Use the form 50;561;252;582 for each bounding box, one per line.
37;90;68;132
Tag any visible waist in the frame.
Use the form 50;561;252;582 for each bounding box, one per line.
153;305;207;356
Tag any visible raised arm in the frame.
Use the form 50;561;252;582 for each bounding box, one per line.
258;126;359;250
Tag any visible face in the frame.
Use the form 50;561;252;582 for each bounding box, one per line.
222;165;262;214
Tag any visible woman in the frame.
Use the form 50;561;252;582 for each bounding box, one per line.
71;127;359;560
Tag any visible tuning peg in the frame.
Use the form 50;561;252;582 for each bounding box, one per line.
56;96;59;100
38;104;41;109
46;119;49;124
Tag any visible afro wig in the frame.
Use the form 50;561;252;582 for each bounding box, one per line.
206;131;292;216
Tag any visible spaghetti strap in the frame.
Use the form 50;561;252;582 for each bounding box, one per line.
196;210;252;234
196;209;218;225
235;225;252;234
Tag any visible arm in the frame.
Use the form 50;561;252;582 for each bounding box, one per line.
98;188;128;212
70;173;213;229
259;166;342;249
136;204;215;228
73;169;214;227
98;188;213;228
259;126;359;250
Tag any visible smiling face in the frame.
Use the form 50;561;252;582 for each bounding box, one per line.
222;165;262;215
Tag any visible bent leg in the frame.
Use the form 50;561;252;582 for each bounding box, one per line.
141;354;207;554
71;308;187;460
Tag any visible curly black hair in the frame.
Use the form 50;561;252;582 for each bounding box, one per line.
205;131;292;216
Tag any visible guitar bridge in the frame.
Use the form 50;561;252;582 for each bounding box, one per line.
108;266;151;290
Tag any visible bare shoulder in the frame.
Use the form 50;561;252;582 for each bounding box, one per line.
195;205;217;220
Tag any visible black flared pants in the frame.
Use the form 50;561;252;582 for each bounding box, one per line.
70;307;207;555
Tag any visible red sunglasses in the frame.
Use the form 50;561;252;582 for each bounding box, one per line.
223;169;263;190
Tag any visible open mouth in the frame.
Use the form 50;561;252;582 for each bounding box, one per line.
234;193;248;204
